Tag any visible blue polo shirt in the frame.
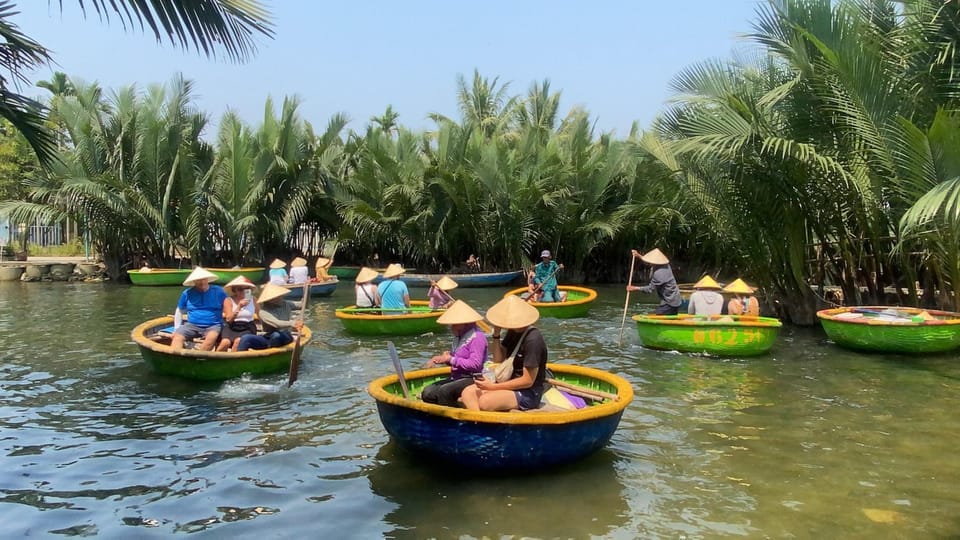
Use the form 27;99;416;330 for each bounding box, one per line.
377;279;409;310
177;285;228;327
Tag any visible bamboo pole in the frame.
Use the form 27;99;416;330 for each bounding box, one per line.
617;251;637;346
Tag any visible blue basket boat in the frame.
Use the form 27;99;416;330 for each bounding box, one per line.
368;363;633;470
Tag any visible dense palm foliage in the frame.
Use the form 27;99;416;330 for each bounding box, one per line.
2;0;960;325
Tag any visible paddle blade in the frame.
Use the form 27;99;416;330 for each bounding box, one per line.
387;341;410;399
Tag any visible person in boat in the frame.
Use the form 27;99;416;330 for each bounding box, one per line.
427;276;458;309
354;267;381;309
138;263;152;273
289;257;309;285
237;283;303;351
724;278;760;316
315;256;333;281
466;254;480;272
268;258;289;285
532;250;564;302
460;295;547;412
525;270;541;302
377;263;410;314
171;267;229;351
687;275;724;316
420;300;488;407
217;276;259;352
626;248;682;315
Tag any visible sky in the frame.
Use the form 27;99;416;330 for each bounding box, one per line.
14;0;763;139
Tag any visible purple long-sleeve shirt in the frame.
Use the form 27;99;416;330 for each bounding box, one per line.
448;326;487;379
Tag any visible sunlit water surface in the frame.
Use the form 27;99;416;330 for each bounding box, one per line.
0;282;958;538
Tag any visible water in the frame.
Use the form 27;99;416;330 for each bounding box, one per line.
1;282;958;538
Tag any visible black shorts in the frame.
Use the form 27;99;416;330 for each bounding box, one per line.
221;320;258;341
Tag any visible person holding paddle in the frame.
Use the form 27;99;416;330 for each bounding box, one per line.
532;250;564;302
427;276;458;309
236;284;303;351
420;300;488;407
626;248;682;315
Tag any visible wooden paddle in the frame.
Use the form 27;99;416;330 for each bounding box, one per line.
526;264;563;303
430;281;494;334
286;280;310;387
387;341;410;398
617;250;638;346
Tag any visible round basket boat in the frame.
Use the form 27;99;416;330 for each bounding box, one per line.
131;316;311;380
284;277;339;299
817;306;960;354
335;300;444;336
368;363;633;470
632;314;782;356
127;267;266;286
503;285;597;318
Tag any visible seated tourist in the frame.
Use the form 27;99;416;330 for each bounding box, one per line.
268;258;289;285
377;263;410;314
170;267;228;351
460;295;547;412
217;276;259;352
315;256;333;281
354;267;381;308
724;278;760;316
236;283;302;351
289;257;309;284
687;275;724;316
420;300;487;407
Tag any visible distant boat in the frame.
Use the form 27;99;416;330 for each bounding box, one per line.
818;306;960;354
335;300;444;335
283;278;339;299
632;314;782;356
400;270;524;288
328;266;362;279
131;316;311;380
127;267;267;286
503;285;598;318
368;363;633;470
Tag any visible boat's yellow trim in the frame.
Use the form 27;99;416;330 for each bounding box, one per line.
505;285;598;307
367;363;633;425
131;316;312;358
817;306;960;325
335;300;443;321
126;267;265;276
632;314;783;328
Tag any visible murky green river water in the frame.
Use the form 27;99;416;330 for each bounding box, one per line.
1;282;958;538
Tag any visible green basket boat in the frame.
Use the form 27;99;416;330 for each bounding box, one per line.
817;306;960;354
632;314;782;356
329;266;362;279
504;285;598;318
335;300;444;336
127;267;267;286
131;316;312;380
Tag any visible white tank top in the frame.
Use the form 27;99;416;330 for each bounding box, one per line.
228;296;255;322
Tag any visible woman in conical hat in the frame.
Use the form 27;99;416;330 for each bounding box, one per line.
289;257;309;285
217;276;259;351
314;256;333;280
687;275;724;317
427;276;458;309
236;283;304;351
354;267;381;308
460;296;548;412
723;278;759;316
421;300;488;407
377;263;410;313
268;258;289;285
626;247;682;315
171;267;228;351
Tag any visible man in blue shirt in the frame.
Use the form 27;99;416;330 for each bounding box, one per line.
377;263;410;314
171;267;229;350
533;250;564;302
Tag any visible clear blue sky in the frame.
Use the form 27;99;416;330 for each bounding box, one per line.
15;0;763;138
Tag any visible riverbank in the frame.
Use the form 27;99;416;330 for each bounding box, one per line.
0;256;107;282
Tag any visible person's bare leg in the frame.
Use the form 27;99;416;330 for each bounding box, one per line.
171;334;186;349
198;330;220;351
478;390;520;412
231;338;242;352
216;338;231;352
460;384;481;410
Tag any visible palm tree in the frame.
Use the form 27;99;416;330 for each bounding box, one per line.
0;0;273;165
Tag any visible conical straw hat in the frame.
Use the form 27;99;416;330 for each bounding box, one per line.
382;263;406;279
485;295;540;329
437;300;483;325
269;258;287;269
315;257;331;268
640;248;669;265
258;283;290;304
224;275;256;293
355;267;379;284
291;257;307;268
183;267;218;287
436;276;458;291
693;275;721;290
722;278;755;295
